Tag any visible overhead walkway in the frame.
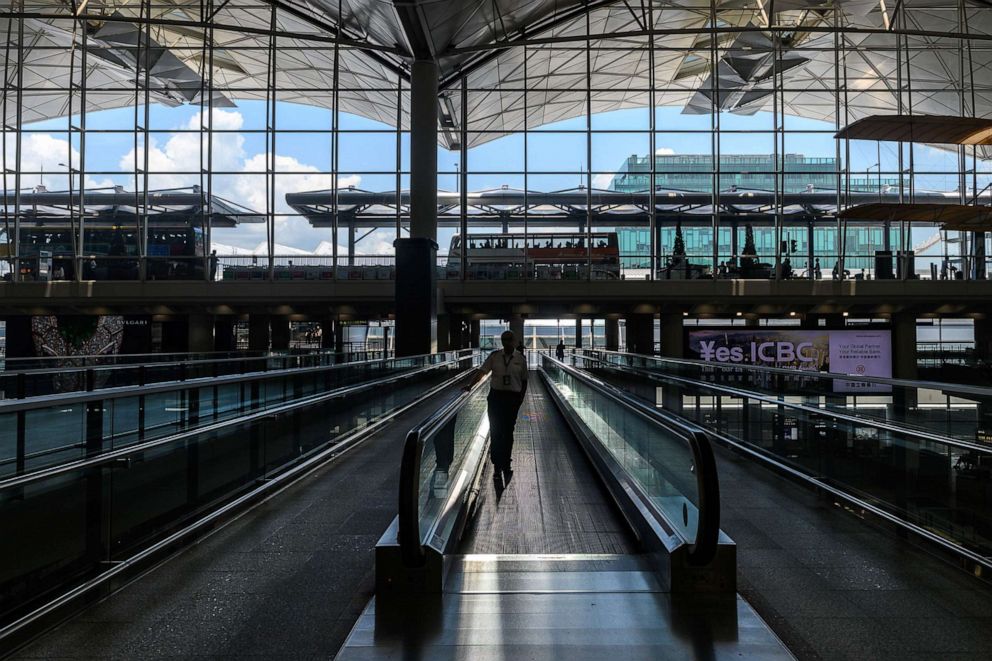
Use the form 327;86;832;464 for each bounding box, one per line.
572;349;992;659
0;350;476;654
337;357;790;659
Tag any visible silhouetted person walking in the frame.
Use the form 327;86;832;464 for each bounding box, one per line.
555;340;566;361
466;330;528;496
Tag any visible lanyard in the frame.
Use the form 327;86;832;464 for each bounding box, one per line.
501;352;514;369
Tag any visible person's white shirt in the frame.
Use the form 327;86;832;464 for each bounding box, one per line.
480;349;528;393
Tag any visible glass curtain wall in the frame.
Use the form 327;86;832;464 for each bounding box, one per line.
443;0;991;281
1;1;990;282
0;0;407;282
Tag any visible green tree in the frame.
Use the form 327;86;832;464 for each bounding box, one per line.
672;221;686;257
742;224;757;256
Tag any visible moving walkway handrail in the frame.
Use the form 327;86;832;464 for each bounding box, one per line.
578;351;992;455
574;353;992;572
0;356;471;648
398;372;490;569
0;350;459;412
547;356;720;566
577;347;992;398
0;349;390;400
0;353;472;491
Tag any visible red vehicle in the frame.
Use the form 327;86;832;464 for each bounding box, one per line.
447;232;619;279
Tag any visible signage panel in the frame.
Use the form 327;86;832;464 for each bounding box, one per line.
686;329;892;391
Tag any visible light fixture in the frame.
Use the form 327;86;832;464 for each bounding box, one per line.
789;311;796;317
736;311;743;317
682;311;688;317
842;311;849;317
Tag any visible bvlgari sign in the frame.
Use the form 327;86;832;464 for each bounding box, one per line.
687;329;892;379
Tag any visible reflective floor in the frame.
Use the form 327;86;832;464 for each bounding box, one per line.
339;555;792;660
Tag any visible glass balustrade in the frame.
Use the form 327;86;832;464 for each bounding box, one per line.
0;351;476;629
579;354;992;562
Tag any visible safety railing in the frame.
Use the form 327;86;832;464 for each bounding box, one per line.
541;355;721;568
0;352;461;481
0;349;478;641
0;349;392;401
576;348;992;443
398;361;489;568
10;251;986;283
575;351;992;570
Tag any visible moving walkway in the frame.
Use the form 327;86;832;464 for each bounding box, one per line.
337;354;790;659
0;350;476;650
573;349;992;576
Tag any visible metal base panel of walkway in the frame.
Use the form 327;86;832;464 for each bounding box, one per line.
339;555;791;660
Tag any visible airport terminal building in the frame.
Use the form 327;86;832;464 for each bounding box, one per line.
2;2;992;659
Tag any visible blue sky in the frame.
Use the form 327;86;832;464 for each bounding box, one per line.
9;98;981;253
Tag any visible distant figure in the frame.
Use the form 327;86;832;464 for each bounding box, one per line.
555;340;566;361
814;257;822;280
832;261;839;280
465;330;528;496
209;249;218;280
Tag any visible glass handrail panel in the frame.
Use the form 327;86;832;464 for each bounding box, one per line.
543;357;702;544
588;361;992;559
0;352;474;629
579;350;992;444
416;377;489;548
1;352;468;481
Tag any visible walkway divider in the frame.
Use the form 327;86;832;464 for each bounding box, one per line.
377;362;490;596
541;355;733;593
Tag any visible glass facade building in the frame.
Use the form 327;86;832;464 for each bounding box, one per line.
609;154;904;194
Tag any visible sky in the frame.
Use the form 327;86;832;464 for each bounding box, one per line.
4;98;979;255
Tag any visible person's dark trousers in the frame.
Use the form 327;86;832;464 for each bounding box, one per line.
488;390;522;471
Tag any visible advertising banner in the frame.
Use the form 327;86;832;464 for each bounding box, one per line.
686;328;892;391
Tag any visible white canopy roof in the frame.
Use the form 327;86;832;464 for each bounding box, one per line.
5;0;992;149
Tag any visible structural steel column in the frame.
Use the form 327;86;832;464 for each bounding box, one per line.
394;59;438;356
187;314;214;354
659;313;683;358
270;317;290;351
627;314;656;356
575;318;583;349
605;316;620;351
319;317;335;349
509;316;525;348
213;317;236;352
891;312;918;381
469;320;481;349
248;314;270;352
974;315;992;364
436;314;451;352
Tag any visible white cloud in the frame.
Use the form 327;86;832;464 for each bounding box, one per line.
592;173;615;190
118;109;246;190
3;132;115;191
655;147;676;156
